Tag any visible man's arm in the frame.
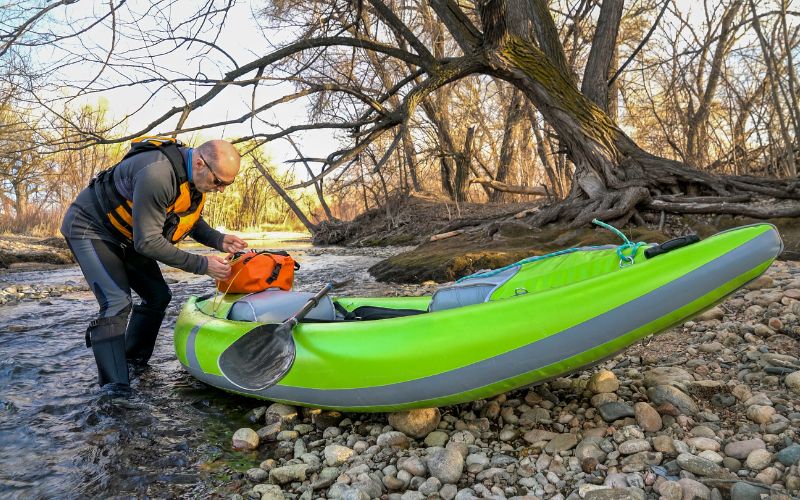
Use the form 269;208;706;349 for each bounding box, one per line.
189;217;225;251
131;164;208;274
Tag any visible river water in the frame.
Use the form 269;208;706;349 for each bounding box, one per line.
0;237;414;499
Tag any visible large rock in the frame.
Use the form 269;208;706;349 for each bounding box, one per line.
588;370;620;394
426;447;464;484
647;385;698;415
388;408;441;438
232;428;260;450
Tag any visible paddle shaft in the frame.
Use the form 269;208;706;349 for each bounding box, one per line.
283;283;334;328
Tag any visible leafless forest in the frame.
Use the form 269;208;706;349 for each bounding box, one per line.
0;0;798;236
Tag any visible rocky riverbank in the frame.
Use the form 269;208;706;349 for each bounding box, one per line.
216;260;800;500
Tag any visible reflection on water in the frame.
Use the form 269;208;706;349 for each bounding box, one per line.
0;238;405;498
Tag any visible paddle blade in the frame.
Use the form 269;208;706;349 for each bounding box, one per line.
217;323;296;391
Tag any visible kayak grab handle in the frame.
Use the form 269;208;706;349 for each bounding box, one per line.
644;234;700;259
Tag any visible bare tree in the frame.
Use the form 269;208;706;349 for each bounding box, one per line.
2;0;799;232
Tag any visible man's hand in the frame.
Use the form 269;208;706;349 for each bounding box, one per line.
222;234;248;253
206;255;232;280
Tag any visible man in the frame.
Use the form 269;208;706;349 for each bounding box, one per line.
61;137;247;388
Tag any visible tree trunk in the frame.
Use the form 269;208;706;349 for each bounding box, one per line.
581;0;623;114
454;126;474;202
493;89;525;202
477;0;758;227
13;181;27;223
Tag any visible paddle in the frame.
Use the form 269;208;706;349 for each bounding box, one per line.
218;282;334;391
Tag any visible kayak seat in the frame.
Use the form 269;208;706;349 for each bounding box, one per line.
228;289;336;323
429;266;521;312
333;303;426;321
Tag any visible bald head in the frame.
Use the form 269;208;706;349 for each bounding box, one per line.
194;140;241;193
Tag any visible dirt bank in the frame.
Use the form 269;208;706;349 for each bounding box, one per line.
0;234;74;269
314;195;800;283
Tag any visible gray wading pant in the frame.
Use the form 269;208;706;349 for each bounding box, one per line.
65;238;171;386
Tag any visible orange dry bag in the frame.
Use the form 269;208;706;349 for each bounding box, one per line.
216;250;300;294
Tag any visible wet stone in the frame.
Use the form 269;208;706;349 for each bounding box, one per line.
598;402;635;422
232;428;260;450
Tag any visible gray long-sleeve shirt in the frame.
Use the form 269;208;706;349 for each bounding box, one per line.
61;147;223;274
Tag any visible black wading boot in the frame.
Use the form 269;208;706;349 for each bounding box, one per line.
125;305;165;368
86;315;130;387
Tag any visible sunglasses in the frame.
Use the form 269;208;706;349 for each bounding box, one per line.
197;150;234;187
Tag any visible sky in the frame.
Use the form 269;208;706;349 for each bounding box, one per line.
45;0;340;172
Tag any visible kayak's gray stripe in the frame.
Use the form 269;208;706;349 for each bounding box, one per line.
184;228;781;407
186;325;201;369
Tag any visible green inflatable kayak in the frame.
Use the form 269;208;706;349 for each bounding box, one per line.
174;223;782;411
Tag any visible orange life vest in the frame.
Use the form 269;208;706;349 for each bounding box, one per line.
89;137;205;244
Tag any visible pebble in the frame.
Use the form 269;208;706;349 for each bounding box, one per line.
545;433;578;453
